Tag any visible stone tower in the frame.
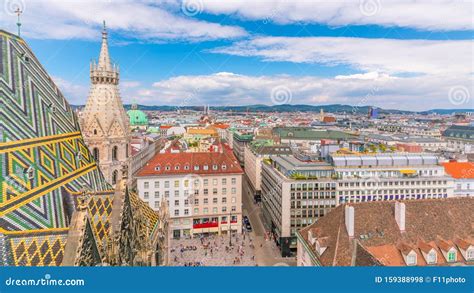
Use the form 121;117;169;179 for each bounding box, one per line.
80;22;130;186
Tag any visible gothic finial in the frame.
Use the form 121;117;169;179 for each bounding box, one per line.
97;21;112;71
121;163;129;180
77;189;91;211
15;8;23;37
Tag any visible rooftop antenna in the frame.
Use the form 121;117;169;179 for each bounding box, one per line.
15;7;23;37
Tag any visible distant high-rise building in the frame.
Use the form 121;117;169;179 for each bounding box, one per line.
80;22;131;186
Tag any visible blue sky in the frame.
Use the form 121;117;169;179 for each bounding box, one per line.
1;0;473;110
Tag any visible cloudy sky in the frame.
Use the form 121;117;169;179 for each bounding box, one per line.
1;0;473;110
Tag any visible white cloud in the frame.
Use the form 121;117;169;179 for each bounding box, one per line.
211;36;473;75
116;72;474;111
121;80;141;88
0;0;246;41
335;71;392;80
52;76;89;105
199;0;473;31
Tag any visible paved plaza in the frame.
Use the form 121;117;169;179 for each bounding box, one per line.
170;232;257;266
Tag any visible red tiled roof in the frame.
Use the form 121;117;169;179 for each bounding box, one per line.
442;162;474;179
212;124;230;129
417;240;435;253
454;238;472;250
136;150;243;177
298;198;474;266
160;125;173;129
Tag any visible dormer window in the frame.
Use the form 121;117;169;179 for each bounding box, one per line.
203;165;209;170
222;164;227;170
175;165;180;170
406;252;417;266
212;164;218;170
427;251;437;264
447;250;456;262
194;165;199;171
314;240;327;256
184;165;190;170
155;166;161;171
165;165;171;171
467;249;474;260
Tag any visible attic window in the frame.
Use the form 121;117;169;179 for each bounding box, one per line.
194;165;199;171
447;250;456;262
203;165;209;170
165;165;171;171
406;253;417;266
427;251;437;264
212;164;218;170
467;249;474;260
175;165;180;170
222;164;227;170
184;165;190;170
155;166;161;171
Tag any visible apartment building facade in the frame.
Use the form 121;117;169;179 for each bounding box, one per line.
261;152;454;256
244;141;292;202
233;131;254;166
332;153;454;204
261;156;336;256
136;150;243;239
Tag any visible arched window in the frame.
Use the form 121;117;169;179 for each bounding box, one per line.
93;129;97;135
112;170;118;185
93;147;100;162
112;146;118;161
125;144;129;158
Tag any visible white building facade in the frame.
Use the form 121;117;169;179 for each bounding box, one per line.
136;151;243;239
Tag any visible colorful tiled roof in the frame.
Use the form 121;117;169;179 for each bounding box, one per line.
1;228;68;266
0;29;109;233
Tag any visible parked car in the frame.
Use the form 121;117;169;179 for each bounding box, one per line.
243;216;250;225
245;222;252;232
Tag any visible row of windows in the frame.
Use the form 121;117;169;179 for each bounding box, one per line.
143;177;237;189
290;208;331;219
170;197;237;206
142;187;237;199
187;206;237;216
339;189;448;196
143;200;162;209
338;169;440;177
339;193;447;203
404;248;474;266
291;183;336;191
291;191;336;200
339;180;447;188
193;215;238;224
291;200;337;208
155;163;228;172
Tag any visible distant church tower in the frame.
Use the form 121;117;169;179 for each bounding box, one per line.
80;22;130;186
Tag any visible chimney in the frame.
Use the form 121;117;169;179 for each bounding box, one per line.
395;202;406;232
345;205;354;238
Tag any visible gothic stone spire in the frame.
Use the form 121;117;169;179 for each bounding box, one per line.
80;23;130;187
98;21;112;72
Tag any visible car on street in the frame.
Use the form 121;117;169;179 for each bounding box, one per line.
245;222;252;232
243;216;250;225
